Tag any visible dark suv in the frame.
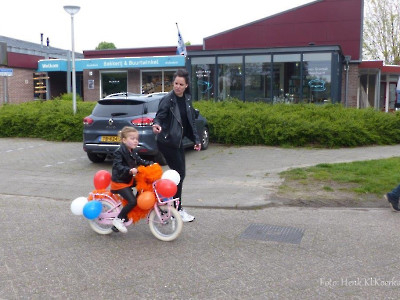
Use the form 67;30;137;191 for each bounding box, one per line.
83;92;209;164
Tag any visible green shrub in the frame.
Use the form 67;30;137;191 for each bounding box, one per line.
0;99;95;141
2;98;400;147
53;93;84;102
194;100;400;147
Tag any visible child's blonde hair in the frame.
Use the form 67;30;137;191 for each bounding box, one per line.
118;126;138;139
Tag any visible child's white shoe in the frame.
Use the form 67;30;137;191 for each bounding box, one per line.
112;217;128;233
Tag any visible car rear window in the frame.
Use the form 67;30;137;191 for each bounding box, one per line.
92;99;159;117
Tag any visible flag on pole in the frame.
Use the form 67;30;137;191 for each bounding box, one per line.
176;23;187;56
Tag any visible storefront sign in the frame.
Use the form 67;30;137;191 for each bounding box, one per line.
37;60;68;72
37;55;186;72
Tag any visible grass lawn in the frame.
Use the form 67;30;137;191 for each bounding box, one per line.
279;157;400;197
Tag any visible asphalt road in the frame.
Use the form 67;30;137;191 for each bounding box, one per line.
2;138;400;299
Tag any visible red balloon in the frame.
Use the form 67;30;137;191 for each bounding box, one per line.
93;170;111;190
155;179;177;198
137;191;156;210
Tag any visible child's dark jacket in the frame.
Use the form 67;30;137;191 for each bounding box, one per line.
111;143;152;184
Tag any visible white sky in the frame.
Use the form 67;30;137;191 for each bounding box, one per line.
2;0;315;53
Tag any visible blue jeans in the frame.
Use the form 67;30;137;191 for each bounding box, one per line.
388;184;400;200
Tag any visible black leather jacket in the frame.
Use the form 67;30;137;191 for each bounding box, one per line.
153;91;200;148
111;143;152;183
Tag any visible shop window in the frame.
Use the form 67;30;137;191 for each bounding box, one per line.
244;55;272;102
217;56;242;100
142;71;162;94
164;71;175;93
272;54;301;103
190;51;338;104
101;72;127;97
303;53;332;104
142;70;176;94
191;57;215;100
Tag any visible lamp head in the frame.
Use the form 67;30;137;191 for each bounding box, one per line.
64;5;80;15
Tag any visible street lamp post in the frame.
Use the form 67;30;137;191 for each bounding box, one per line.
64;5;80;115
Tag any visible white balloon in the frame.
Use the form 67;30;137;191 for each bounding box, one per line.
161;170;180;185
71;196;88;216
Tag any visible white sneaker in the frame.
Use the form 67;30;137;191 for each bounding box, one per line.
179;209;195;222
112;217;127;233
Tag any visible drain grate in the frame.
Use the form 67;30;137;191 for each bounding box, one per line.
240;223;305;244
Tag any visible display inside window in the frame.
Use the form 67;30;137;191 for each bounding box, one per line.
142;72;162;94
101;72;127;97
192;65;214;100
142;71;175;94
245;63;272;102
163;71;175;93
218;64;242;100
302;53;332;103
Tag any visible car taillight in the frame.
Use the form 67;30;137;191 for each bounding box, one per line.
131;117;154;126
83;116;94;125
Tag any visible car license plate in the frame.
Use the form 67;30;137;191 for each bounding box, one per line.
100;136;120;143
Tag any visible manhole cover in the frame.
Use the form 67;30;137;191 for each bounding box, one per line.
240;224;304;244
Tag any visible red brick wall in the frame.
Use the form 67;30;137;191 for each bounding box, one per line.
128;69;140;94
83;69;100;102
0;67;35;104
341;64;359;107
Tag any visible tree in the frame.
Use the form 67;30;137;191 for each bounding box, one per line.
95;42;117;50
363;0;400;65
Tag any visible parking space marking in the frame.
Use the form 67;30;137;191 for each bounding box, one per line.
42;156;88;168
1;144;44;154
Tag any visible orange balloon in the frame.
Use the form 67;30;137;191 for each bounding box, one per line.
93;170;111;190
137;191;156;210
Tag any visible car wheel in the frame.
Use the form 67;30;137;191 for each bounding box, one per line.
87;152;107;163
200;127;209;150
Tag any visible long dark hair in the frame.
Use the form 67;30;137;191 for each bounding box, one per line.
173;69;191;94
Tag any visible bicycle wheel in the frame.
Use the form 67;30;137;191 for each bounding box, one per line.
148;206;183;241
89;200;118;235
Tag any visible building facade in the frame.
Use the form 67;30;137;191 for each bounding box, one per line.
0;36;83;104
2;0;400;111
